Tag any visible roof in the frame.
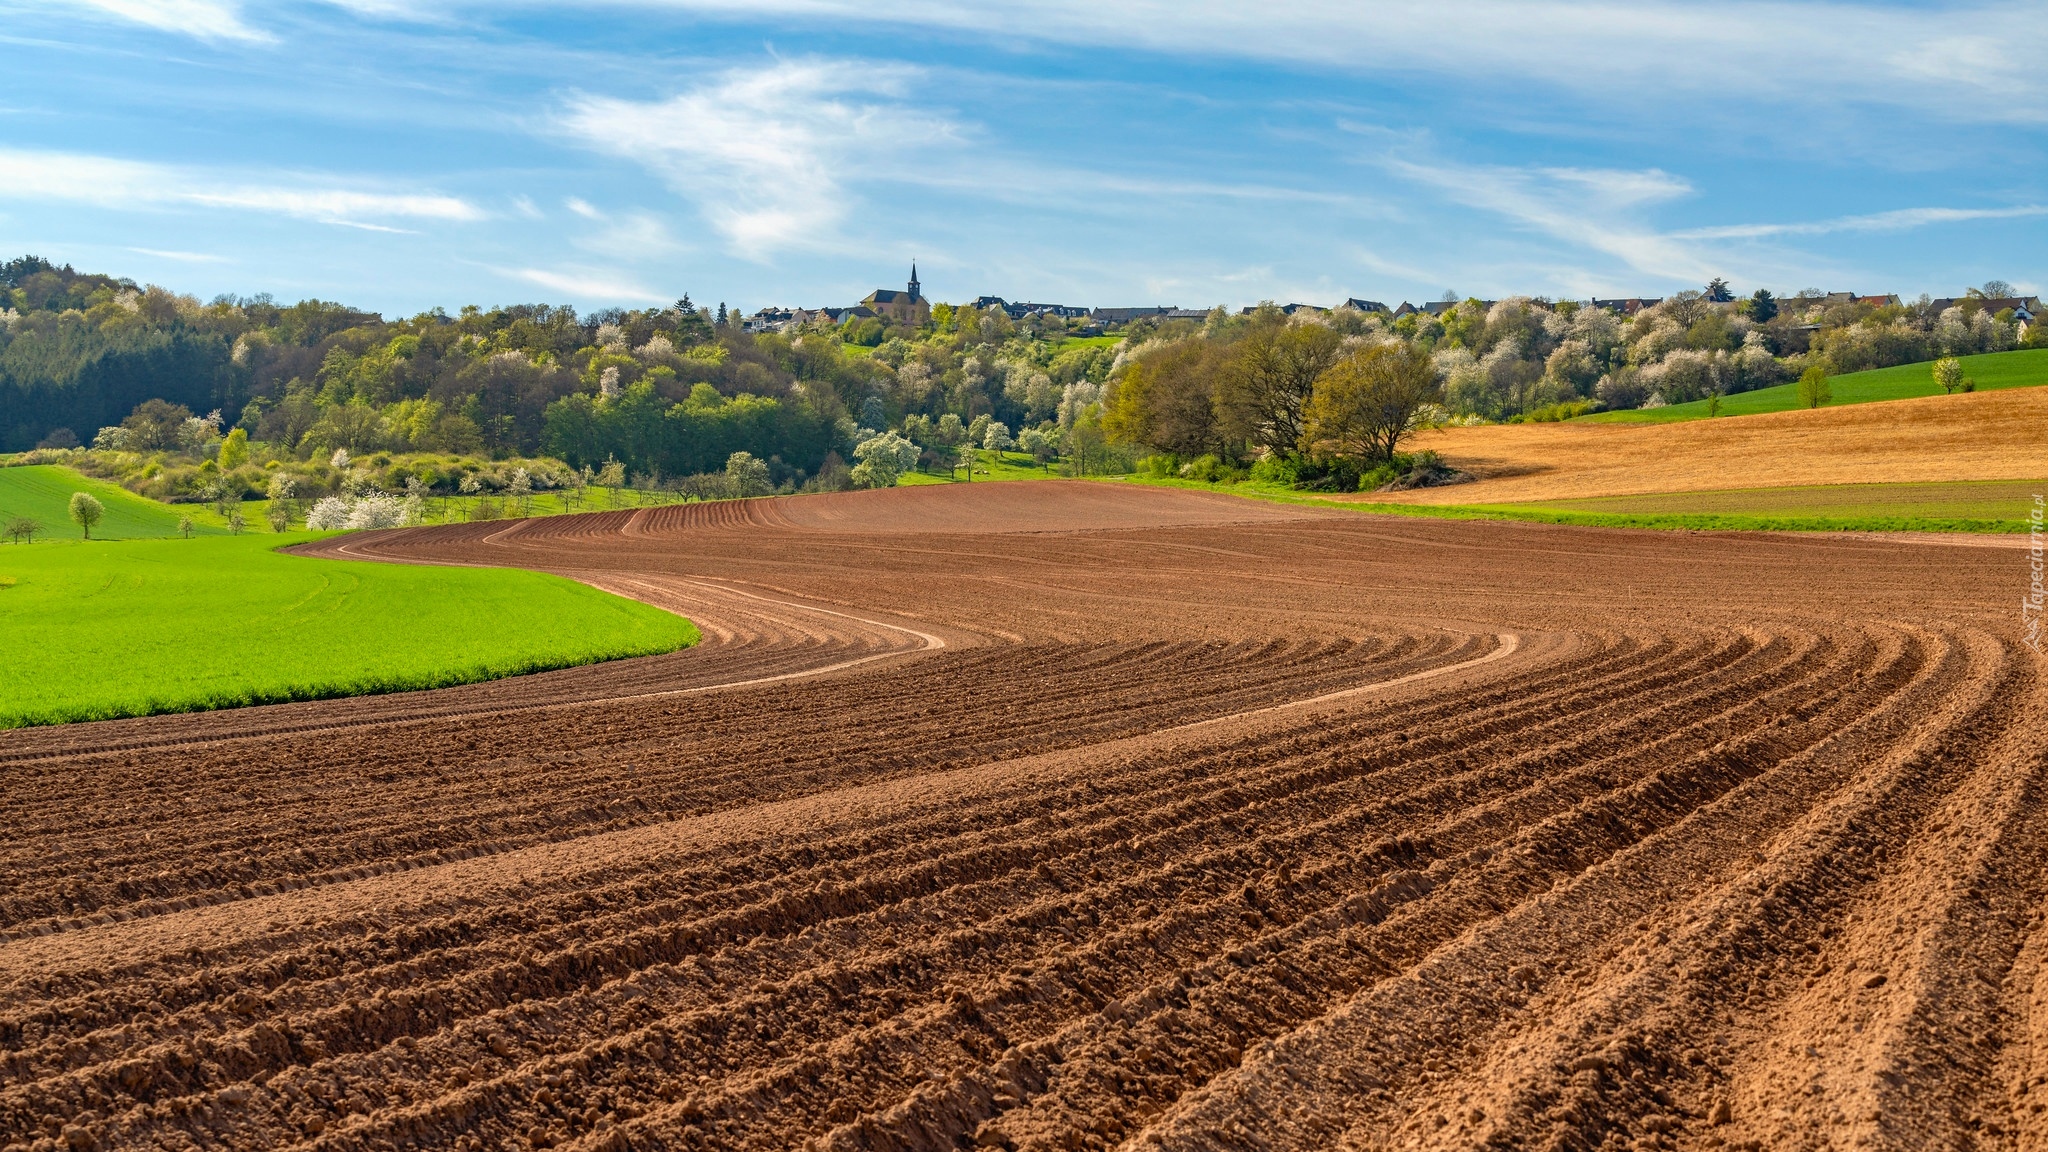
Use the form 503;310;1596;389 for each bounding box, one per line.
1091;306;1176;323
1340;298;1390;313
864;289;919;305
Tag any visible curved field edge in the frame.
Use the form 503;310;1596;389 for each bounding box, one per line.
1577;346;2048;424
0;534;700;730
1108;475;2036;533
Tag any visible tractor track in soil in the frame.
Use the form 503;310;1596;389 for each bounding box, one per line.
2;480;2043;1152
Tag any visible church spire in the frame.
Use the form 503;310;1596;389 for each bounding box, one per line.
908;261;920;300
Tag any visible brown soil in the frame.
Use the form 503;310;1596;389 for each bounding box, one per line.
1361;385;2048;504
3;480;2043;1152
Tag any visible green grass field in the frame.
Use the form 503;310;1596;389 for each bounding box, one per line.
1581;347;2048;424
899;449;1066;485
0;533;698;728
1114;474;2040;534
0;465;233;539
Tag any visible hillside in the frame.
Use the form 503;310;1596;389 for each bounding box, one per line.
1375;384;2048;505
1581;347;2048;424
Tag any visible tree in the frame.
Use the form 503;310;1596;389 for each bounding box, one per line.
1747;289;1778;324
1214;319;1344;458
178;516;193;539
1981;280;2017;299
1705;278;1734;303
1303;342;1442;463
4;516;41;544
724;451;772;497
850;431;918;488
1796;365;1832;409
120;399;193;452
1017;426;1054;468
1103;338;1225;458
1665;290;1710;329
983;421;1014;455
1932;356;1964;394
68;492;104;539
217;427;250;469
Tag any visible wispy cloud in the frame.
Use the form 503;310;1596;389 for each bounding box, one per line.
126;246;231;263
1388;159;1717;282
556;58;962;257
0;148;485;229
460;0;2048;124
1674;205;2048;240
564;196;603;219
52;0;271;43
501;266;665;301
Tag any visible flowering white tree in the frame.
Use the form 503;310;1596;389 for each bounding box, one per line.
724;451;772;497
330;448;351;470
850;431;919;489
306;497;351;530
983;421;1014;454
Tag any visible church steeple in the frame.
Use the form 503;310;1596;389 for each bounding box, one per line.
908;262;920;301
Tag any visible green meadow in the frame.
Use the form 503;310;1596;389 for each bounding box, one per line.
0;532;697;728
1581;347;2048;424
0;465;231;539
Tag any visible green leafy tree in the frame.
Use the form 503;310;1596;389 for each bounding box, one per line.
178;516;193;539
68;492;104;539
1932;356;1964;395
1747;289;1778;324
724;451;772;497
217;426;250;469
1303;342;1441;463
1797;365;1832;409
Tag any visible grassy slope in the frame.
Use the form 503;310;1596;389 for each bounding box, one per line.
1111;473;2038;533
900;450;1065;485
0;533;698;728
0;465;230;539
1581;347;2048;424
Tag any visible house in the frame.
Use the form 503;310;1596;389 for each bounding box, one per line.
862;264;930;327
1091;306;1177;326
1590;298;1663;315
1338;298;1390;314
1855;295;1902;308
1928;296;2040;319
975;297;1090;320
1237;303;1326;316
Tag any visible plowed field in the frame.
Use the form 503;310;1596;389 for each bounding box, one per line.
5;481;2044;1152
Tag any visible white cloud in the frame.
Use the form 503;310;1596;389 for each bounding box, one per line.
502;266;665;301
126;247;231;263
556;58;962;257
0;148;484;229
53;0;271;42
1674;205;2048;240
1389;159;1719;282
478;0;2048;124
564;196;603;219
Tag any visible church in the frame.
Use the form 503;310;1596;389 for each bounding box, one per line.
861;264;931;328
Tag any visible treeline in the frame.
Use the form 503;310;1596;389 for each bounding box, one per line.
1097;282;2041;466
0;256;1124;489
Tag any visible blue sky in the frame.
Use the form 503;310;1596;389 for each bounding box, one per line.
1;1;2043;316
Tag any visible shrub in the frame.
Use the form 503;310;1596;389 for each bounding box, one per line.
1248;456;1300;485
1178;455;1225;482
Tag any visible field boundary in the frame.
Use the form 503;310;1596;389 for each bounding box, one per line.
1106;475;2034;535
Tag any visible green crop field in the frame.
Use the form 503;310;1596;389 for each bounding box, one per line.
0;533;697;728
1114;474;2039;534
0;465;232;539
1581;347;2048;424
